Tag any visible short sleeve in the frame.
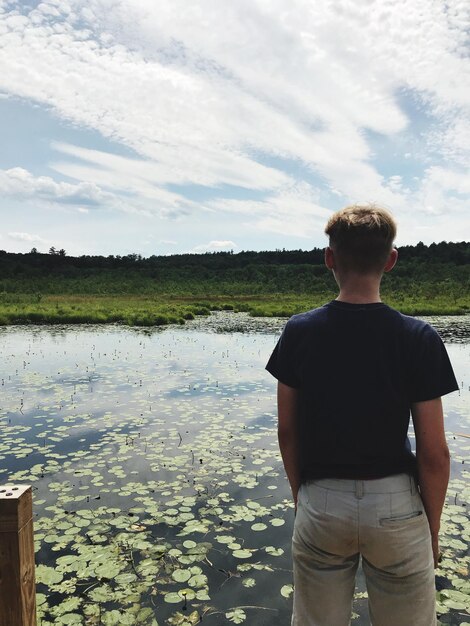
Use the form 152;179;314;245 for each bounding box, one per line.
409;324;459;402
265;319;301;388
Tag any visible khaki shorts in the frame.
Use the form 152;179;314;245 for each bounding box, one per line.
292;473;436;626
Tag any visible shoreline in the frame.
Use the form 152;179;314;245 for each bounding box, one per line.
1;309;469;343
1;291;469;328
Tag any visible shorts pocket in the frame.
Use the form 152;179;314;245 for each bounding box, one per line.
297;483;307;507
298;482;327;512
379;510;425;527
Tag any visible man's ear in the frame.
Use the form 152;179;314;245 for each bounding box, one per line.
324;246;335;270
384;248;398;273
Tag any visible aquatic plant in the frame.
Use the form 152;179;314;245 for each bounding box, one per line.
0;316;468;624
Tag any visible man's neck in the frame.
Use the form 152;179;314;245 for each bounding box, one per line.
334;275;382;304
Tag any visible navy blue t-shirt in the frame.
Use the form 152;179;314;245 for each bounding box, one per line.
266;300;459;480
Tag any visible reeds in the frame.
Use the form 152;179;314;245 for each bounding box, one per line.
0;290;467;327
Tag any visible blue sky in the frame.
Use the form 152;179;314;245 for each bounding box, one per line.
0;0;469;256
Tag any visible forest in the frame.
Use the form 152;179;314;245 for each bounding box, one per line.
0;241;469;325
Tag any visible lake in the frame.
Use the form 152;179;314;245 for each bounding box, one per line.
0;312;468;625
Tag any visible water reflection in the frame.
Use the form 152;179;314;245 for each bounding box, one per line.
0;313;468;625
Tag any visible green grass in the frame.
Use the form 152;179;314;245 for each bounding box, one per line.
0;294;202;326
0;290;467;327
1;243;469;324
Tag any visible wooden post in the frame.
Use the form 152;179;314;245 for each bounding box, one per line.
0;485;36;626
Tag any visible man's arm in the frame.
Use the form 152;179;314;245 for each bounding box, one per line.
411;397;450;567
277;381;301;508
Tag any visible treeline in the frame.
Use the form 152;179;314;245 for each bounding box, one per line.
3;240;470;271
0;241;469;293
0;241;468;323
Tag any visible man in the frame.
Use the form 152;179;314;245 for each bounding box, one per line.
266;204;458;626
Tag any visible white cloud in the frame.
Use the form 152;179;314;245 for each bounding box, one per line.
0;0;468;249
427;117;470;167
0;167;151;215
8;232;46;244
423;166;470;196
0;1;438;196
50;142;284;212
408;165;470;220
0;167;112;205
206;181;331;238
192;240;237;253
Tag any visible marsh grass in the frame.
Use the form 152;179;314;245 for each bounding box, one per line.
0;288;467;327
0;294;206;326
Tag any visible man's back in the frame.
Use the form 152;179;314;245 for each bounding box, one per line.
267;300;457;481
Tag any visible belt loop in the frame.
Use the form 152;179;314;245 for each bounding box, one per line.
355;480;364;499
409;474;416;496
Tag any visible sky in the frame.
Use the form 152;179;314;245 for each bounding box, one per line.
0;0;469;257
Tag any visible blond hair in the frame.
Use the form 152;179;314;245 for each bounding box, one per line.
325;204;397;273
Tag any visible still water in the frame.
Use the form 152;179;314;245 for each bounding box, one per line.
0;313;468;625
